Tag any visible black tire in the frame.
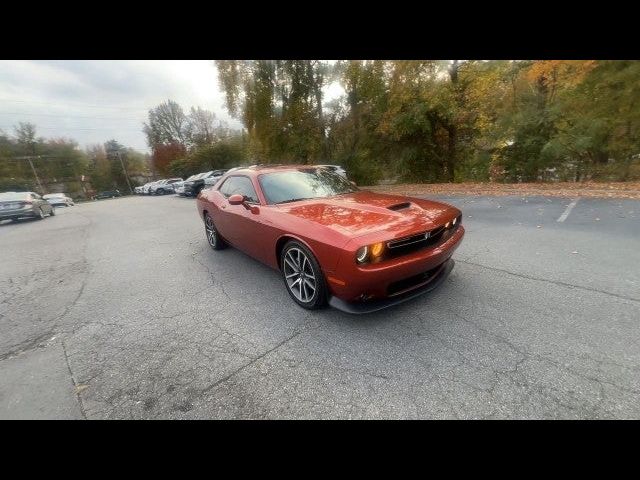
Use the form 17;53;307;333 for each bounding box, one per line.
157;189;165;195
281;240;327;310
37;208;45;220
49;207;56;216
204;214;226;250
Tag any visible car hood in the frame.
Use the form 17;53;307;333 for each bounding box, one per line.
277;190;458;239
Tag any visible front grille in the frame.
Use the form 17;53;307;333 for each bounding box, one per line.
387;263;444;296
385;215;461;259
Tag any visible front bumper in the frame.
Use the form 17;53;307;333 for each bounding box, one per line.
329;259;455;314
327;224;464;310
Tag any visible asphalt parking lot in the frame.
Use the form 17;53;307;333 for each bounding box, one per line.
1;193;639;419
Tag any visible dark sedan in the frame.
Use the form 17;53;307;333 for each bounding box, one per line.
183;170;226;197
0;191;55;221
94;190;122;200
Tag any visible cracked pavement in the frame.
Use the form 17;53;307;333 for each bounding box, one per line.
0;194;638;419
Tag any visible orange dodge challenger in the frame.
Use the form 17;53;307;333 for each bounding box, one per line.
196;165;465;314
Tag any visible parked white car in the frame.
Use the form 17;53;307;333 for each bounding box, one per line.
142;182;157;195
43;193;74;207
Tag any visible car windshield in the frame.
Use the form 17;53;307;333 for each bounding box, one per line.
0;192;29;201
259;168;357;205
43;193;65;198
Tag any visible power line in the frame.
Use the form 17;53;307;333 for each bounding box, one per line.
0;111;145;121
0;98;149;112
0;125;144;132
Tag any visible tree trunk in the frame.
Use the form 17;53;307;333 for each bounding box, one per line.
446;125;456;182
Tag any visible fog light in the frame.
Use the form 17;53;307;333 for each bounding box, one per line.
445;221;451;229
452;217;457;225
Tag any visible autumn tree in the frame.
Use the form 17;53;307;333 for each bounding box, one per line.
216;60;329;163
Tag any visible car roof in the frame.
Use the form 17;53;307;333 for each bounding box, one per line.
226;164;323;176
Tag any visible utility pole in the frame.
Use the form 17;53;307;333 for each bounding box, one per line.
12;155;48;193
27;157;45;193
115;151;134;195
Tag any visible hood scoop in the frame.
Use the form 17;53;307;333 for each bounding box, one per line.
387;202;411;211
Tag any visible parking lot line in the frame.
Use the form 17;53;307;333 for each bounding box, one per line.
557;199;579;222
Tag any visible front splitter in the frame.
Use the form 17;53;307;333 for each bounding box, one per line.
328;259;455;315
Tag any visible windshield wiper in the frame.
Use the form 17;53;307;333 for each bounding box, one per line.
276;197;313;204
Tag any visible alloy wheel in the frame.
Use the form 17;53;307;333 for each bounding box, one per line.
205;215;217;247
283;247;317;303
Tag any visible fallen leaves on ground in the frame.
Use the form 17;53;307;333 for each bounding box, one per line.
75;384;89;394
367;181;640;199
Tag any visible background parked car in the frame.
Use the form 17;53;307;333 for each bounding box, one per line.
149;178;183;195
94;190;121;200
203;170;228;189
43;193;74;207
183;170;226;197
0;191;55;221
174;174;198;196
142;182;157;195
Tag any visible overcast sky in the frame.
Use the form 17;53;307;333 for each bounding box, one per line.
0;60;346;153
0;60;246;152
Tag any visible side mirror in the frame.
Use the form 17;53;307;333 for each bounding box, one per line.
228;194;245;205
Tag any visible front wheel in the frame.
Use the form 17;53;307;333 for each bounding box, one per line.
204;214;226;250
281;241;327;310
37;208;45;220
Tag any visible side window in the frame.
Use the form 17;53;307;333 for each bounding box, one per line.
219;176;259;203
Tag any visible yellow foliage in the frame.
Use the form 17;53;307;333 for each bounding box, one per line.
525;60;597;88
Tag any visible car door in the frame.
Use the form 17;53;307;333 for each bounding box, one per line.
216;175;264;259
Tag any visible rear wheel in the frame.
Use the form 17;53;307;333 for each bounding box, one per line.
204;214;226;250
157;188;165;195
281;241;327;310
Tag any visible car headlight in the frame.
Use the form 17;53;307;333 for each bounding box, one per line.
355;242;385;264
356;246;369;264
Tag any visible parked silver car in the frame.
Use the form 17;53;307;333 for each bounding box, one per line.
43;193;74;207
149;178;183;195
0;191;55;222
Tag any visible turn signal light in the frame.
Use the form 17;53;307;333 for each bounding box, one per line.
370;242;384;258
